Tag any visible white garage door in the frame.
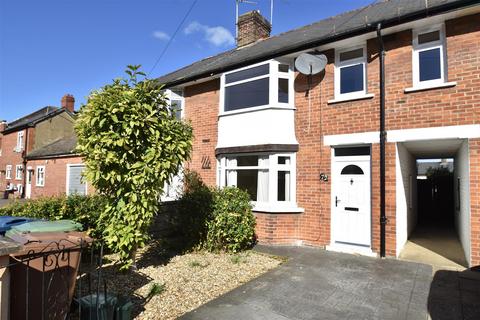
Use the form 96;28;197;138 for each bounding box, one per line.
67;164;87;196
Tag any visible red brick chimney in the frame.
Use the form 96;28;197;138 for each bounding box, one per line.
237;10;271;48
61;94;75;113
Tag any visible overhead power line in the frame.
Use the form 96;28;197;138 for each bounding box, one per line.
148;0;199;76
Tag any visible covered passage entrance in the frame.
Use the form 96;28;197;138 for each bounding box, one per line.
396;139;470;268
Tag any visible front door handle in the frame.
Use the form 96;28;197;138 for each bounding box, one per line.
335;196;340;207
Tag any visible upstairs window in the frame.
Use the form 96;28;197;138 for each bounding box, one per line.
412;26;446;88
168;90;184;120
335;46;367;99
16;131;24;152
221;60;293;113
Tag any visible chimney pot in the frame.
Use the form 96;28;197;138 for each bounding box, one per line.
237;10;271;48
61;94;75;113
0;120;6;132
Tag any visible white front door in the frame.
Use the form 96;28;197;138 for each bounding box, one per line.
332;154;371;248
25;169;33;199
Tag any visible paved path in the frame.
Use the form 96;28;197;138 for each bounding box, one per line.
181;246;480;320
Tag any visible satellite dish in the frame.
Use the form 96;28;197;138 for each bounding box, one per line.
295;53;328;75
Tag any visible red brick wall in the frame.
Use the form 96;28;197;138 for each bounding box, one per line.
183;79;219;186
27;156;86;199
0;129;29;194
182;13;480;261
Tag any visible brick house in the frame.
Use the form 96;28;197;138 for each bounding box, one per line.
156;0;480;266
0;95;88;199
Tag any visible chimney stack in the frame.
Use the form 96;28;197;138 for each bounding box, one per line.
61;94;75;113
0;120;6;132
237;10;271;48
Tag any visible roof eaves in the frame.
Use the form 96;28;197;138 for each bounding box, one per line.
159;0;478;88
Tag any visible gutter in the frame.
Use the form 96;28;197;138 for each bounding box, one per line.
377;23;387;258
161;0;478;88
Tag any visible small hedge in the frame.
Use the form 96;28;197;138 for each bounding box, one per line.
0;194;107;240
174;171;256;252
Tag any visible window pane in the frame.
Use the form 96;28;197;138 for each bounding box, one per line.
278;156;290;165
278;64;289;73
225;64;269;84
237;156;258;166
341;165;364;175
237;169;258;200
419;48;441;82
171;100;182;119
340;48;363;62
277;171;290;201
418;31;440;45
278;78;289;103
225;78;269;111
340;64;364;94
335;147;370;156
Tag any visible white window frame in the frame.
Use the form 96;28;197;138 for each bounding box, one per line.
36;166;45;187
217;152;298;211
167;89;184;120
219;59;294;115
66;164;87;195
5;165;12;180
15;165;23;180
16;131;24;152
412;24;447;89
334;44;368;100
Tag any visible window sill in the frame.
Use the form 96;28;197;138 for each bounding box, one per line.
219;105;295;117
404;81;457;93
253;204;305;214
327;93;374;105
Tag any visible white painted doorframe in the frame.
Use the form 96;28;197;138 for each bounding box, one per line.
25;168;33;199
329;151;374;256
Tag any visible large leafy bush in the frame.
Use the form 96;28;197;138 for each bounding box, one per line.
75;65;193;268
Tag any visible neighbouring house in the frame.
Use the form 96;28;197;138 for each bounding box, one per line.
0;95;88;199
156;0;480;267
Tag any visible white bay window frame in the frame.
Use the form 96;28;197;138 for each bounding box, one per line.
217;153;301;212
334;44;368;100
219;59;294;115
412;24;447;89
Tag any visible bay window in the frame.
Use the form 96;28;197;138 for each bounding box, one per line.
218;153;298;211
221;60;293;113
412;25;447;88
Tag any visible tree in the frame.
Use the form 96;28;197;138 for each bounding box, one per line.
75;65;193;269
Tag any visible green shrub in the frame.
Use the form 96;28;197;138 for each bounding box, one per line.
205;187;256;253
172;171;213;247
173;172;256;253
0;194;107;240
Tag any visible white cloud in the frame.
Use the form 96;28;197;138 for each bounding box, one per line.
152;30;170;41
184;21;234;47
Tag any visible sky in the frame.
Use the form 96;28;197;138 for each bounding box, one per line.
0;0;373;122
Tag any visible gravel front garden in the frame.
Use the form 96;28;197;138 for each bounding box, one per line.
97;239;283;319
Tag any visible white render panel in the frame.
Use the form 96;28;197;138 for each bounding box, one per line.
323;131;379;146
454;140;471;266
388;125;480;142
396;143;418;256
216;108;298;149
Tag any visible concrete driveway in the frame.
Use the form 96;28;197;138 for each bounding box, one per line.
181;246;480;320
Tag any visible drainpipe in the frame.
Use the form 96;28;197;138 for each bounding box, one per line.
377;23;387;258
22;127;29;198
